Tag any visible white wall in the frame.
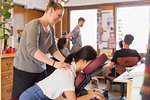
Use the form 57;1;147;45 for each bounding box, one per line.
116;6;149;53
13;0;48;11
13;0;144;10
13;0;27;6
70;9;97;50
64;0;143;7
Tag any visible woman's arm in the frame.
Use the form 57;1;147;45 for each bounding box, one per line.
53;50;65;62
34;50;54;66
34;50;70;69
64;91;104;100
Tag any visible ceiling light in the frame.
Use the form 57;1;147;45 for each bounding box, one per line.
61;0;69;4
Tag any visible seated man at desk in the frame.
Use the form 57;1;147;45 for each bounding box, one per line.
103;34;143;98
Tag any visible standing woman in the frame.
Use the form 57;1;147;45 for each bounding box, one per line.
11;0;70;99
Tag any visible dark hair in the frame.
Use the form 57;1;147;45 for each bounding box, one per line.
124;34;134;45
64;46;97;64
78;17;85;22
119;40;123;49
57;38;67;50
46;0;63;12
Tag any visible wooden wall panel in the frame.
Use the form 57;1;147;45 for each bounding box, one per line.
55;21;61;38
13;5;44;49
62;8;70;49
13;5;25;49
62;8;70;34
55;8;70;39
25;9;44;24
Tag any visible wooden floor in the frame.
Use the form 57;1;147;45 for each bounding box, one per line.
85;79;123;100
98;79;123;100
55;79;124;100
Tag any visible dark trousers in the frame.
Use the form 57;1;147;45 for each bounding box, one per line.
12;67;47;98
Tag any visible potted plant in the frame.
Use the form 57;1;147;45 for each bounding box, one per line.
0;0;14;55
0;0;14;39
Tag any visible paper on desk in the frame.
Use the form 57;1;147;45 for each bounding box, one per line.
128;64;145;77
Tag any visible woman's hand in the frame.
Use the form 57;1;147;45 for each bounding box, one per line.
53;62;71;70
91;91;105;100
89;89;105;100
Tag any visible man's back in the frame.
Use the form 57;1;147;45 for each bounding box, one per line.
111;49;141;64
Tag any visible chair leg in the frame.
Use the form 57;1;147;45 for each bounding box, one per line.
110;85;112;92
121;83;125;97
120;97;126;100
120;83;126;100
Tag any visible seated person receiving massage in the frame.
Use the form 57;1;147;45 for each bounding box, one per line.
103;34;143;97
19;46;105;100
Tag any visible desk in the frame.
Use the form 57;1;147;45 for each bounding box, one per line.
114;64;145;100
114;71;132;100
129;64;145;100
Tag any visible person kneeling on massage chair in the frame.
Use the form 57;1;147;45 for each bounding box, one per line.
19;46;105;100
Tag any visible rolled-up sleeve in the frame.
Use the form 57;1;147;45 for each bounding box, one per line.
26;24;39;57
136;50;142;61
49;29;58;56
111;51;118;63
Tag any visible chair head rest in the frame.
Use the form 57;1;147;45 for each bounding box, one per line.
83;53;108;75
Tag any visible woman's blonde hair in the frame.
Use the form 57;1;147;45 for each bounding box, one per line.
45;0;63;12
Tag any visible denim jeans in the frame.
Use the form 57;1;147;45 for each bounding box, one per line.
19;84;52;100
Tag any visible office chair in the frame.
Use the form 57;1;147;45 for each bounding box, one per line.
105;57;138;100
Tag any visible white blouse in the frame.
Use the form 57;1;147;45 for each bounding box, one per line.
37;62;76;99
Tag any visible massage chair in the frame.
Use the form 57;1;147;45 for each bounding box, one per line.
63;53;108;100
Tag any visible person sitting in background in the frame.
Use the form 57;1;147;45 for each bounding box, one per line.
46;38;70;76
103;34;143;98
119;40;123;49
57;38;70;57
19;46;104;100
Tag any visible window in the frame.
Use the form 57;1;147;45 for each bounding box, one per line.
70;9;97;50
116;6;149;53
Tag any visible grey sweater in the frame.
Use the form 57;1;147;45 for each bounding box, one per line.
14;19;57;73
